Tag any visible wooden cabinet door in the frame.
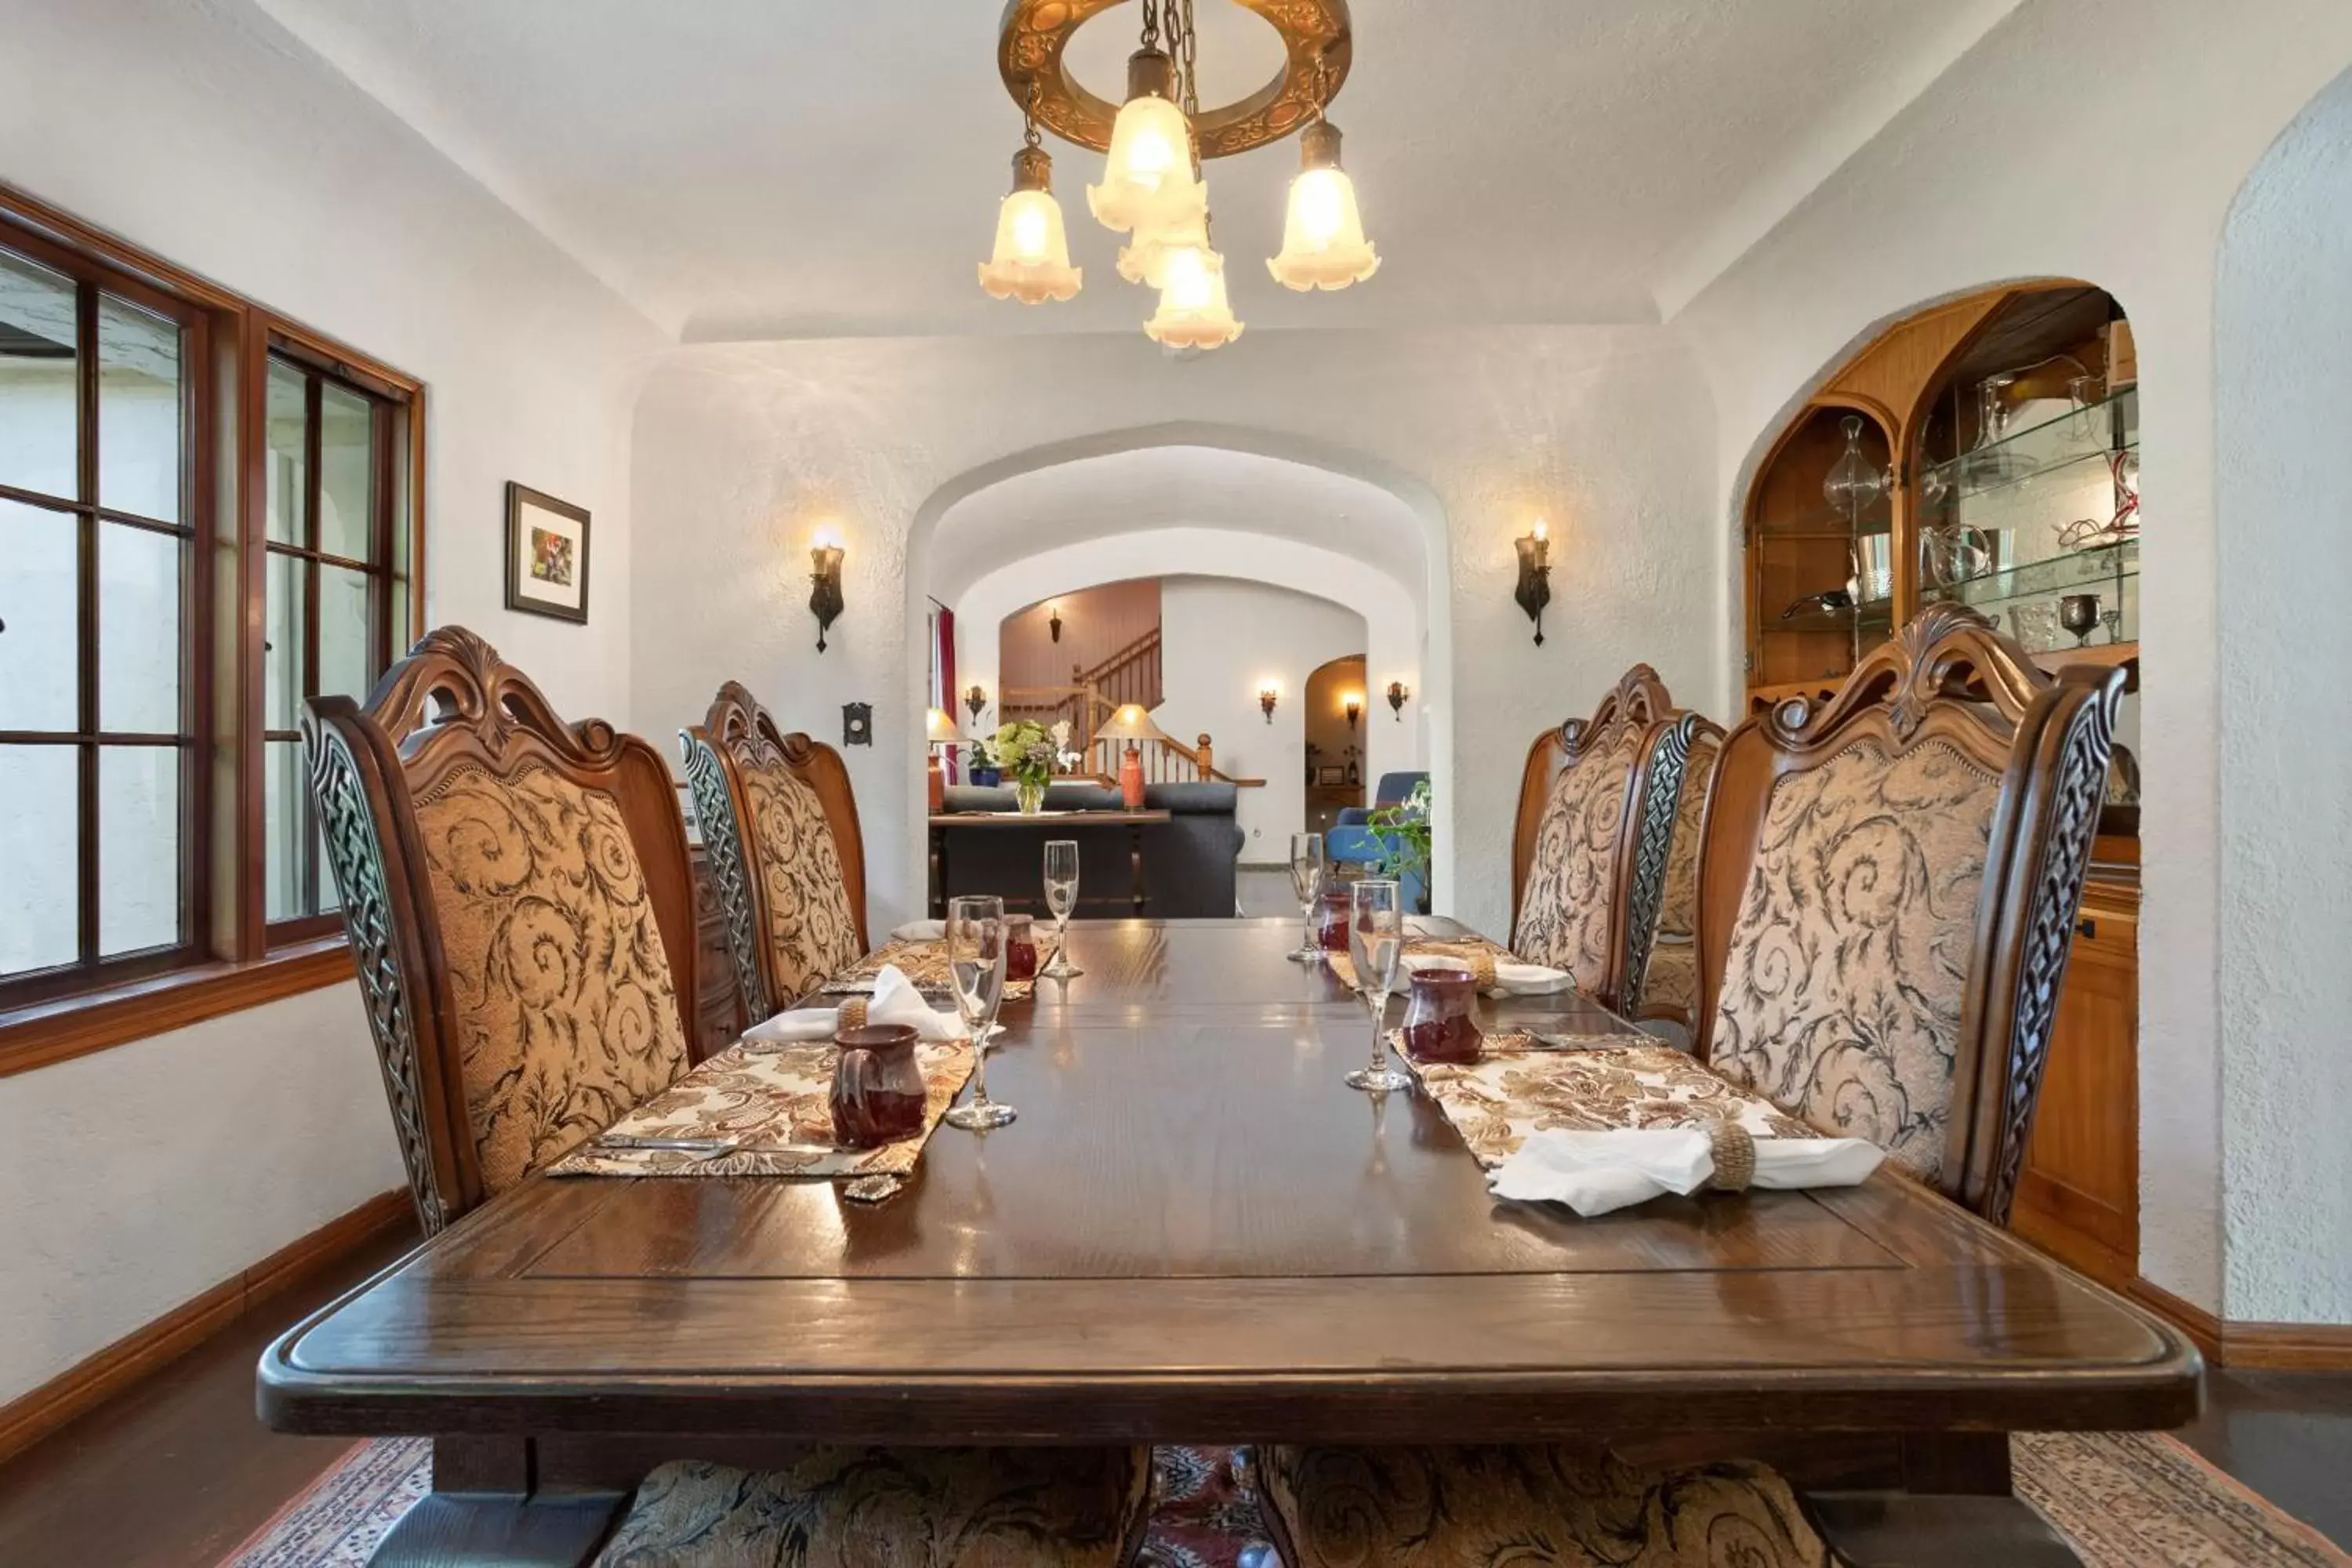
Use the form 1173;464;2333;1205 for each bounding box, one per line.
2012;881;2139;1285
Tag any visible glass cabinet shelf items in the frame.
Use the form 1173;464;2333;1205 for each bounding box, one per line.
1926;385;2139;506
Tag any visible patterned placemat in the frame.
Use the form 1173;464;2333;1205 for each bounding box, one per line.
549;1037;974;1179
1326;936;1517;993
1397;1038;1817;1168
818;939;1035;1004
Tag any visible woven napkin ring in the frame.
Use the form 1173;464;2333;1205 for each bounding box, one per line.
838;996;869;1033
1707;1124;1757;1191
1410;942;1498;993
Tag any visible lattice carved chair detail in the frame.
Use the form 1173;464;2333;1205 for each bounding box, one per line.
1628;719;1725;1036
681;681;871;1023
303;627;700;1235
1507;664;1699;1016
1693;604;2125;1223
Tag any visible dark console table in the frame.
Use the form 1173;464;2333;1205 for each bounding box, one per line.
926;811;1171;919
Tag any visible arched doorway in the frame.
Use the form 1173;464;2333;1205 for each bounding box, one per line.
1302;653;1367;835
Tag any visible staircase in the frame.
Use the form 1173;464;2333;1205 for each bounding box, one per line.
1002;627;1162;753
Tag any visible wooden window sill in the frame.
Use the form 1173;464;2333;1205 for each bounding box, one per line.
0;938;356;1079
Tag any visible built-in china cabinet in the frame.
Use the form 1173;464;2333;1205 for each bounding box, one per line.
1741;280;2144;1295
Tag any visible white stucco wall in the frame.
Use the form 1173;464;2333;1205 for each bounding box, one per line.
629;328;1720;944
0;0;664;1402
1671;0;2352;1316
2213;66;2352;1326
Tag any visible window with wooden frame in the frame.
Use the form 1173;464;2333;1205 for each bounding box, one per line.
0;190;423;1062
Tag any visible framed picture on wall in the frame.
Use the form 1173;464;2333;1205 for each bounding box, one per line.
505;482;591;624
1316;764;1345;786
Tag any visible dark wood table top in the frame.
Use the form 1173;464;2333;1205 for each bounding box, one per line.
261;920;2198;1446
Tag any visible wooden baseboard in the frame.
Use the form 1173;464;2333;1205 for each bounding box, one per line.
2221;1320;2352;1370
2124;1276;2352;1370
2126;1276;2223;1364
0;1188;412;1468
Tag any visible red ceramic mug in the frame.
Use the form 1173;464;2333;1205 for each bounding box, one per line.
830;1024;927;1148
1004;914;1038;982
1316;885;1355;951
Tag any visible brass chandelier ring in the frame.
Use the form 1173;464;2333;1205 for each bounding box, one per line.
999;0;1352;161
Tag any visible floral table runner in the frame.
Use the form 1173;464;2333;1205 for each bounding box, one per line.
817;938;1036;1003
1397;1038;1818;1169
1326;935;1518;993
549;1037;974;1179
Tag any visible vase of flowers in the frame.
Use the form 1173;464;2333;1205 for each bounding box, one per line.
985;718;1073;815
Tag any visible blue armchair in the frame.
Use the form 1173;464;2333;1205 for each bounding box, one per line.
1327;771;1429;910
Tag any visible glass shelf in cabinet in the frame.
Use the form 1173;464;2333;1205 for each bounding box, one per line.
1919;536;2138;612
1923;385;2139;506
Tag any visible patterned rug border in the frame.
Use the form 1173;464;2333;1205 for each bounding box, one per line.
222;1434;2351;1568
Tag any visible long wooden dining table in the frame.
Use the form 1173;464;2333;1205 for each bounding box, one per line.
260;917;2200;1565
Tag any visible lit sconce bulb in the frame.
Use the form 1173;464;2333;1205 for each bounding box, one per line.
811;522;844;552
1532;516;1548;544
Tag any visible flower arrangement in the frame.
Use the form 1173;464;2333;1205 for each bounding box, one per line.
982;718;1076;813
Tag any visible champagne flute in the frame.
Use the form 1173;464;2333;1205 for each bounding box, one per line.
1287;831;1326;961
1040;838;1083;980
943;895;1015;1131
1345;878;1410;1094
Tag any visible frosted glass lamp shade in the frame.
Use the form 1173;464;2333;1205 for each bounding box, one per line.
1268;123;1378;292
1088;91;1201;233
1143;245;1243;350
978;148;1082;304
1117;206;1210;287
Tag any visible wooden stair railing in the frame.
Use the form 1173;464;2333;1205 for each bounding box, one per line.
1002;627;1164;754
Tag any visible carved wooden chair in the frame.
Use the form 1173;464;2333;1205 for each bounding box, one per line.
1507;665;1714;1020
1693;604;2125;1225
303;626;702;1237
1628;717;1726;1037
310;637;1153;1565
681;681;872;1023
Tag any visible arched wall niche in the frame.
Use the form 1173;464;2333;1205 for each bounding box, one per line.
2213;60;2352;1327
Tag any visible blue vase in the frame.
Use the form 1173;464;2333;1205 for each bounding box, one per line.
971;766;1001;786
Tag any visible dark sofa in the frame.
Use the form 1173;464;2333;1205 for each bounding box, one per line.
931;781;1243;918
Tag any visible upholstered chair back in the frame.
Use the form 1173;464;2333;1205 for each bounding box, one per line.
1628;725;1724;1036
681;681;869;1023
1693;606;2124;1223
1508;666;1707;1014
302;628;699;1235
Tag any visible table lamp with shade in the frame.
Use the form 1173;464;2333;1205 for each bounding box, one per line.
1094;702;1167;809
924;706;960;811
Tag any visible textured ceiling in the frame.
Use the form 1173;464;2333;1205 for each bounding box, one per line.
251;0;2018;339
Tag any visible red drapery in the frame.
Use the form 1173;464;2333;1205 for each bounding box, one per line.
932;604;958;782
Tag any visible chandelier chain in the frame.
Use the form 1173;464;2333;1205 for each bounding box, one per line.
1022;78;1042;150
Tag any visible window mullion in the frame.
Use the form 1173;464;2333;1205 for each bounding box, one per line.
74;278;100;967
299;372;324;915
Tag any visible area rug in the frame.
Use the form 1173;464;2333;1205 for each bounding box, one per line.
221;1434;2348;1568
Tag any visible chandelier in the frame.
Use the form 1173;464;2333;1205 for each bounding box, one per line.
982;0;1376;350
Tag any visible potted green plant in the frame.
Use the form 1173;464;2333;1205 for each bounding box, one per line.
965;739;1001;787
1368;779;1432;913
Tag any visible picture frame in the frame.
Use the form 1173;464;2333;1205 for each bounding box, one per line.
505;481;591;624
1316;764;1345;786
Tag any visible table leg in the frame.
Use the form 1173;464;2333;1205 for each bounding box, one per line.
1130;824;1146;916
1806;1431;2078;1566
366;1437;627;1568
929;826;945;919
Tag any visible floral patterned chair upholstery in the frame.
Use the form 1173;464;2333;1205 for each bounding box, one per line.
303;626;704;1231
682;681;871;1022
306;633;1150;1566
1262;612;2125;1568
1508;666;1711;1018
1694;604;2125;1218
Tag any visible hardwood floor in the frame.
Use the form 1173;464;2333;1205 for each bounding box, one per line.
0;1220;2345;1565
0;1225;418;1568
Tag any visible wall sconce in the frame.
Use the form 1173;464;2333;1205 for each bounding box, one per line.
1386;681;1408;720
808;524;845;653
1259;683;1279;724
1514;516;1552;647
1047;601;1063;643
964;684;989;724
1344;693;1362;731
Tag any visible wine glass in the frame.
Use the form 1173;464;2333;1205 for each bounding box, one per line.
2100;608;2124;645
1344;879;1410;1094
943;895;1015;1131
2060;593;2102;649
1287;832;1325;961
1040;838;1083;980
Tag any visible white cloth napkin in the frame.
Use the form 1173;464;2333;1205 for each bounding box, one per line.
1487;1128;1884;1218
1401;949;1574;996
742;964;969;1045
890;919;945;942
